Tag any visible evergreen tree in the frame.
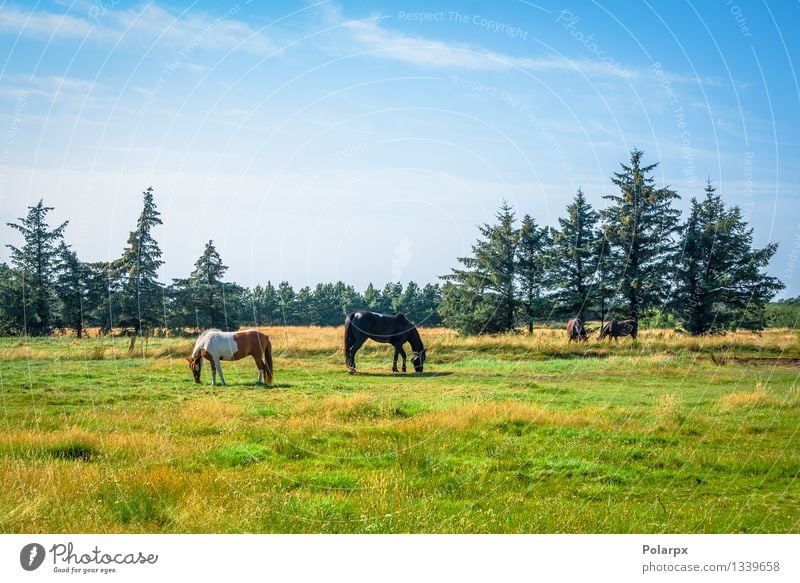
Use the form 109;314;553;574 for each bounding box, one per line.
516;214;552;332
418;283;443;326
187;240;233;329
54;243;106;337
276;281;297;324
246;282;279;325
440;202;518;333
114;187;164;333
549;189;601;320
5;200;67;335
86;262;118;333
295;286;312;325
601;150;681;321
593;228;616;328
381;282;404;313
363;283;383;311
674;180;783;333
397;281;422;316
0;263;25;335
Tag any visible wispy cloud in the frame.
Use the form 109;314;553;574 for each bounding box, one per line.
0;5;93;39
0;3;279;55
334;14;638;79
0;74;102;106
318;5;726;88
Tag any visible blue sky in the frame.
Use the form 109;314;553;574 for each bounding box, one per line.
1;0;798;295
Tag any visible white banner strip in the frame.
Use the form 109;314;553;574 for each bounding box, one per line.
1;534;798;582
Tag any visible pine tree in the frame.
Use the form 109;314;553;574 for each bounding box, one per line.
247;281;279;325
115;187;164;334
54;243;106;338
363;283;383;311
440;201;518;333
674;180;783;333
594;228;616;328
295;286;312;325
601;150;681;321
187;240;232;329
381;282;404;313
0;263;25;335
549;189;601;320
276;281;297;324
5;200;68;335
419;283;443;326
516;214;552;332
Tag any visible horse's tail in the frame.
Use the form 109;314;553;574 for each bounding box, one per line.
344;312;355;365
264;335;274;385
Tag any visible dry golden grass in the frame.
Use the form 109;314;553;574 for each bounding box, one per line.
658;394;682;416
180;399;244;425
2;326;798;362
719;389;782;410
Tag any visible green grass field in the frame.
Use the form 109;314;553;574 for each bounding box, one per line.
1;327;798;533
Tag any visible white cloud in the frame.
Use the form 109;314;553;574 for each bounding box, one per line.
0;3;279;55
337;15;638;79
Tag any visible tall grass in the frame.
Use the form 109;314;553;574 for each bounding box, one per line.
0;328;798;533
1;326;797;361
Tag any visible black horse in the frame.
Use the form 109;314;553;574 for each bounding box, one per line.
344;310;426;374
598;318;638;341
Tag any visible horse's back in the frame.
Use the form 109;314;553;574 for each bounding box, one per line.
232;329;269;356
348;310;409;341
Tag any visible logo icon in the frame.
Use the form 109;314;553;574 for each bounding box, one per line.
20;543;46;571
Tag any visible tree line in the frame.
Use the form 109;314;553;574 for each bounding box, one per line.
0;150;787;337
440;150;784;335
0;187;441;337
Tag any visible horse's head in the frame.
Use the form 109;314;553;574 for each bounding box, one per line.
412;348;426;373
186;356;202;383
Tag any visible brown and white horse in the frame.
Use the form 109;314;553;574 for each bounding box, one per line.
186;329;274;386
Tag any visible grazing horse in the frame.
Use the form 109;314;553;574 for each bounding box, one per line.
344;310;426;374
187;329;273;386
566;317;588;342
598;319;638;341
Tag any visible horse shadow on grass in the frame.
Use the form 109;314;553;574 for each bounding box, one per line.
351;372;452;378
207;382;294;390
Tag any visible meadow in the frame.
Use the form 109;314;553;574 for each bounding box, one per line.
1;326;798;533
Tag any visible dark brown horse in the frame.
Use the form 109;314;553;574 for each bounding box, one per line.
598;319;638;341
344;310;426;374
566;317;588;341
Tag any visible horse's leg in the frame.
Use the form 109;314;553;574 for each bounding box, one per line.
252;353;264;384
392;346;399;373
398;346;407;372
210;359;217;385
348;336;367;374
214;357;226;386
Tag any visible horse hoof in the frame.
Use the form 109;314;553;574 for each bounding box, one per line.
348;369;355;375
